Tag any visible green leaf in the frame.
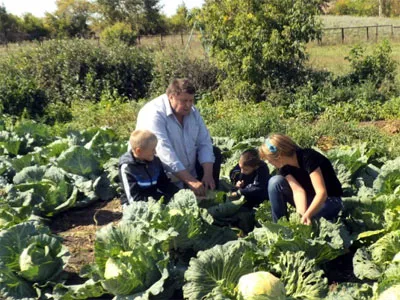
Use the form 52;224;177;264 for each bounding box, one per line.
57;146;101;177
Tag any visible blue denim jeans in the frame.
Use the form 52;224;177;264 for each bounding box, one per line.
267;175;343;223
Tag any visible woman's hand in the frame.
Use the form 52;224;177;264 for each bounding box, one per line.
301;214;312;225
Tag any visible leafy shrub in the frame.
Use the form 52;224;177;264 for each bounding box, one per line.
345;40;397;88
321;100;382;122
55;96;146;139
379;97;400;120
198;0;322;101
100;22;137;46
148;47;219;97
0;65;47;119
197;97;285;140
0;39;153;112
330;0;377;16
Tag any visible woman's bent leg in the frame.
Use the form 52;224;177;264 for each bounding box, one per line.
314;196;343;221
268;175;294;223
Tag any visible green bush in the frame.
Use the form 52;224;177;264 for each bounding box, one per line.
379;97;400;120
0;66;47;118
100;22;137;46
148;47;219;97
55;95;146;139
0;39;153;123
197;97;285;140
345;40;397;88
1;39;153;106
198;0;322;101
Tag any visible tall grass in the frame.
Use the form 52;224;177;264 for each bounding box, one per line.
307;42;400;81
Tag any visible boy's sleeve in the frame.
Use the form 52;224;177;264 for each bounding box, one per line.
229;164;242;184
238;164;270;200
119;163;147;203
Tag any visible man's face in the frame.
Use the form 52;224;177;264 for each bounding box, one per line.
168;92;194;118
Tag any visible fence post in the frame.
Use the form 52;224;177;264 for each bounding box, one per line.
366;26;369;41
376;25;378;41
181;32;184;45
138;35;141;45
391;25;394;37
341;27;345;43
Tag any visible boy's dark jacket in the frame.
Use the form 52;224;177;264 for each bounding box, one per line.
118;151;179;205
229;161;270;209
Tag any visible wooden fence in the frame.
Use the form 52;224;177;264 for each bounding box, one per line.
320;24;400;44
135;24;400;48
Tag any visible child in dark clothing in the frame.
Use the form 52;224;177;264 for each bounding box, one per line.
229;148;271;209
118;130;179;207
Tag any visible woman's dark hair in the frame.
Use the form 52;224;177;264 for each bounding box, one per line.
240;148;262;168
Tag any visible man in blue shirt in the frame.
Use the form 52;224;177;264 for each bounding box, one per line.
135;78;221;196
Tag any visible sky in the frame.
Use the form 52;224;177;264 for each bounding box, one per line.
1;0;205;17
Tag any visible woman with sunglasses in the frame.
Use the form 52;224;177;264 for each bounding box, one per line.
259;134;343;225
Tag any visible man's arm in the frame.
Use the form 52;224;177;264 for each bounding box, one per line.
194;111;215;190
201;162;215;190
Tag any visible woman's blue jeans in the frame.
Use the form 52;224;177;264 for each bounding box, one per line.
267;175;343;223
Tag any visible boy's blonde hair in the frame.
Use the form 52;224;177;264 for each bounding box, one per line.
259;133;299;160
129;130;157;150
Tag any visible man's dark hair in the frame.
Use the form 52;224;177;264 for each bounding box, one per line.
166;78;196;96
240;148;262;168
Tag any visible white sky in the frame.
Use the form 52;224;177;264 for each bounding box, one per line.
1;0;204;17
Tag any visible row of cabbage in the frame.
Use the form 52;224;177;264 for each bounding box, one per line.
0;119;125;227
0;121;399;299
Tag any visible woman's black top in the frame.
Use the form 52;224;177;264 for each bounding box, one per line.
279;148;342;199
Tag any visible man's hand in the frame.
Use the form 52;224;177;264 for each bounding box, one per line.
188;180;206;197
201;173;215;191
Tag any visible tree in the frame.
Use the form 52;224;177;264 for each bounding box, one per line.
44;0;93;38
169;2;190;33
20;13;50;41
198;0;322;101
0;5;22;44
95;0;165;34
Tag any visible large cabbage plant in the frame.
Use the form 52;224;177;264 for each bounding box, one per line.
183;240;255;299
0;221;69;299
83;221;172;299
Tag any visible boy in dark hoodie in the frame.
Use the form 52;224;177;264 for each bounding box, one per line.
118;130;179;207
229;148;270;209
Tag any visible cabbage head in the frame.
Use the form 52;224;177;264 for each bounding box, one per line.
92;222;170;298
378;284;400;300
19;238;65;282
0;222;69;299
237;271;286;300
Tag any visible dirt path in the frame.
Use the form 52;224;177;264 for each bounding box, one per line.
50;198;122;284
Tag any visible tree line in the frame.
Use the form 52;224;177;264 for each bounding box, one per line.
0;0;196;44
